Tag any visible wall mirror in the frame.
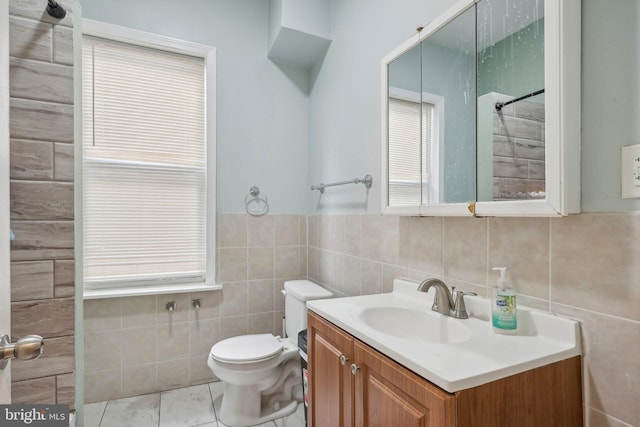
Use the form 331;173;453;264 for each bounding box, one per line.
382;0;580;217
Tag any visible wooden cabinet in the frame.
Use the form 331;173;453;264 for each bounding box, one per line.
308;311;583;427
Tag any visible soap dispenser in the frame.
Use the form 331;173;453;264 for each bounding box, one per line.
491;267;517;335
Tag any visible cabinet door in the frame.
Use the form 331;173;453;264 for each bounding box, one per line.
308;312;355;427
353;341;456;427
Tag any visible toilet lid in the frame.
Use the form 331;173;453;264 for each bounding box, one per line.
211;334;284;363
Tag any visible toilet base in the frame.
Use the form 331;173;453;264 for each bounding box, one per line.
214;386;298;427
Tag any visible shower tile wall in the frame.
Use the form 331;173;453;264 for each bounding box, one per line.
8;0;75;407
83;213;307;403
308;213;640;427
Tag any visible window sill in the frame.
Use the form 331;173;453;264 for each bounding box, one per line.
83;282;223;300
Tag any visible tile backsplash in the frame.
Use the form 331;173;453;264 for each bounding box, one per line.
83;213;307;403
308;213;640;427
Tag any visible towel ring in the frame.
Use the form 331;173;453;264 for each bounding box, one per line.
245;186;269;217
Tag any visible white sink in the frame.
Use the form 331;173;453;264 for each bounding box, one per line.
358;306;472;344
307;278;581;393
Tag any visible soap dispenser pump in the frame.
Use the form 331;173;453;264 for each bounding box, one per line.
491;267;517;335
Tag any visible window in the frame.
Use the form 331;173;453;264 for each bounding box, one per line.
82;21;216;294
388;88;443;206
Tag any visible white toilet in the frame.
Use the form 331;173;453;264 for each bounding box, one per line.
208;280;332;427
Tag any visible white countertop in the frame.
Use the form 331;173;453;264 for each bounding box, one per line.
307;278;582;393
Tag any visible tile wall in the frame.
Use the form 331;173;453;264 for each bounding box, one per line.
83;213;307;403
8;0;75;407
308;213;640;427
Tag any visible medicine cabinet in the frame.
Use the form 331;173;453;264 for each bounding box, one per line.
381;0;580;217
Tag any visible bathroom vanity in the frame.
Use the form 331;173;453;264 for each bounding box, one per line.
306;280;583;427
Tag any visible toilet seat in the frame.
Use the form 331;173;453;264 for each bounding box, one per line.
211;334;284;364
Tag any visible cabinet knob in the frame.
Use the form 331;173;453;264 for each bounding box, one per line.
350;363;360;375
339;354;349;366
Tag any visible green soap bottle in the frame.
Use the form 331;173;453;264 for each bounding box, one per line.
492;267;517;335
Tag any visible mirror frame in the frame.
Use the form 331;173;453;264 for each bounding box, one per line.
381;0;581;217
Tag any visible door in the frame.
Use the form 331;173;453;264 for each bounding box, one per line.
307;312;354;427
0;0;12;403
353;341;456;427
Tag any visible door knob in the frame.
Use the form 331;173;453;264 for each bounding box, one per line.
350;363;360;376
339;354;349;366
0;334;44;370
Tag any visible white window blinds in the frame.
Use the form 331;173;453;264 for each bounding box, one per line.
82;36;207;287
388;96;434;206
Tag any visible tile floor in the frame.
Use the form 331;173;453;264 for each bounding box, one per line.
84;382;306;427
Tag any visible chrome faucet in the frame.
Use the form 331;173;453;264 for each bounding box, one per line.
417;278;476;319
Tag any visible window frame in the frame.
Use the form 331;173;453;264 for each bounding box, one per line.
81;19;218;299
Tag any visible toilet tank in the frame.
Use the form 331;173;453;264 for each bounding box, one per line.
284;280;332;343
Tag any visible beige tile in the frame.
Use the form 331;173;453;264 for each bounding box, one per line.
54;142;74;181
84;298;121;332
361;260;383;295
248;215;274;247
248;279;274;314
361;215;383;261
275;246;299;278
10;181;73;220
12;335;74;381
122;326;157;367
190;354;216;385
9;220;74;261
298;246;308;278
317;215;330;250
383;216;402;265
53;25;73;65
188;290;221;321
12;377;56;404
248;313;274;335
10;139;53;180
318;250;343;291
307;247;319;282
10;57;73;104
190;317;220;355
122;364;157;397
84;369;122;404
274;279;286;312
307;215;319;247
551;303;640;426
157;358;191;391
382;264;409;293
218;213;247;248
157;293;190;324
12;297;74;339
298;215;307;246
327;215;346;253
443;217;487;286
248;247;274;280
121;295;157;327
157;322;190;361
343;215;361;257
10;98;73;143
11;260;54;301
10;0;74;28
275;214;299;246
85;330;122;372
488;217;550;300
220;316;248;340
54;259;74;297
218;248;247;282
221;282;248;317
551;214;640;321
403;216;443;275
9;16;52;62
273;311;285;337
343;255;361;296
588;408;634;427
56;373;75;407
